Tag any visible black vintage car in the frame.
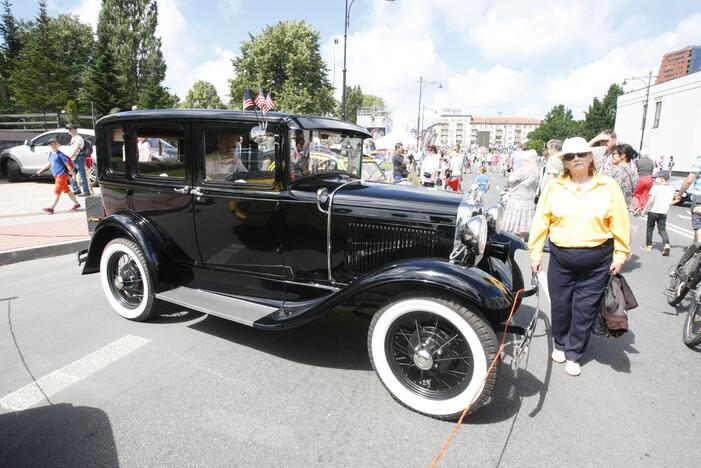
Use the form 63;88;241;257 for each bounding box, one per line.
78;109;536;420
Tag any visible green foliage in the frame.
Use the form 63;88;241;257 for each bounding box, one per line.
342;85;363;123
362;94;386;111
0;0;20;110
580;84;623;140
525;104;582;151
64;99;79;124
229;21;335;115
93;0;168;111
10;1;72;112
182;80;223;109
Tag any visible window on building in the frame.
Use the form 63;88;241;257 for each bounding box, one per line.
641;104;648;130
653;101;662;128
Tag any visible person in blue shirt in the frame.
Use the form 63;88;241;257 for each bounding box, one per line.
34;138;81;214
475;167;490;197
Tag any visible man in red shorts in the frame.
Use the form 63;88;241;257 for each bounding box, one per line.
34;138;81;214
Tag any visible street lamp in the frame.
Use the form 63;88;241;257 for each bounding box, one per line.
341;0;395;121
416;77;443;148
623;70;658;152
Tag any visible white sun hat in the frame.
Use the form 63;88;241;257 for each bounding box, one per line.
561;137;591;156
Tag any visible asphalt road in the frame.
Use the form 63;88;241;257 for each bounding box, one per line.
1;172;700;467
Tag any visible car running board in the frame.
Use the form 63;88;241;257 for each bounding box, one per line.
156;287;277;327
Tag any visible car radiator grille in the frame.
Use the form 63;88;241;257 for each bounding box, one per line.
346;222;438;276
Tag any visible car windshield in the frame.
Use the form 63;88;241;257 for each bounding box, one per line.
290;129;364;179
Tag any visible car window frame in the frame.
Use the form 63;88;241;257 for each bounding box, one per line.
130;122;190;183
31;132;56;147
195;121;280;191
100;125;128;178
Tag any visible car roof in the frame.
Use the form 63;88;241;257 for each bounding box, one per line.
35;128;95;137
96;109;372;138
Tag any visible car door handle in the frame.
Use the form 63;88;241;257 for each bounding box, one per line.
173;186;190;194
191;187;204;197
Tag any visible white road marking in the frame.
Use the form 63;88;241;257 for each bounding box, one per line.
666;225;694;240
0;334;150;411
678;214;691;220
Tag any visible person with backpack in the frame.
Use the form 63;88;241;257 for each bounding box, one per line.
66;123;92;197
34;138;81;214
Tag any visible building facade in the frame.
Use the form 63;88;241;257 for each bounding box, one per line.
430;110;540;148
615;71;701;172
357;107;393;140
657;45;701;84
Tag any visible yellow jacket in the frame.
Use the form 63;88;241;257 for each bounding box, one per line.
528;174;631;264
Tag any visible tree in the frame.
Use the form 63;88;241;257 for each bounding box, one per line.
10;1;73;112
88;5;123;116
0;0;20;110
64;99;79;125
524;104;581;151
362;94;386;111
580;84;623;140
229;21;335;115
94;0;168;109
182;80;223;109
341;84;363;123
50;14;94;110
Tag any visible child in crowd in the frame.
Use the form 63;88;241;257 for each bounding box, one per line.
34;138;81;214
475;167;490;198
642;170;674;255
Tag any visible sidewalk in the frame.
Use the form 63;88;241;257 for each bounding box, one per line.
0;179;93;265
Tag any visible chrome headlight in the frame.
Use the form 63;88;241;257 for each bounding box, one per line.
485;204;503;232
459;214;488;259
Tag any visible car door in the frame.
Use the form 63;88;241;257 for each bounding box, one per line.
127;122;201;267
191;121;285;301
22;132;57;172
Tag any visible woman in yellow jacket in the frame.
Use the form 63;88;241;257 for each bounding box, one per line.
529;137;631;376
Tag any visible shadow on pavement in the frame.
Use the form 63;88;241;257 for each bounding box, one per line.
581;330;638;373
188;308;372;371
0;403;119;468
150;300;204;324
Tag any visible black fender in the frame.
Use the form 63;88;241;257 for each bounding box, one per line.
81;210;178;290
254;258;516;330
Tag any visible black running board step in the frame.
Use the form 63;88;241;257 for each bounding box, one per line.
156;287;277;327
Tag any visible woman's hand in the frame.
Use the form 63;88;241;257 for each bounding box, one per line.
531;261;542;274
610;262;623;275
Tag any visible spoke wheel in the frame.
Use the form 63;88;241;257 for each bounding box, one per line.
667;250;699;306
368;294;498;420
99;238;155;321
386;313;474;400
683;300;701;348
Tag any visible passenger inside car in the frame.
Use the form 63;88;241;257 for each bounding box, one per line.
205;133;248;181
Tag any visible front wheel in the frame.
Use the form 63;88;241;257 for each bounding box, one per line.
666;248;699;306
683;299;701;348
99;238;155;321
368;294;499;420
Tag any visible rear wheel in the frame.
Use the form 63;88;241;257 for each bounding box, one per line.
683;298;701;348
99;238;155;321
7;159;21;182
368;294;498;420
89;165;98;187
666;247;700;306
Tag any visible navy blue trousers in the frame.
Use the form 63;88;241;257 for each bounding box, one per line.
548;239;613;361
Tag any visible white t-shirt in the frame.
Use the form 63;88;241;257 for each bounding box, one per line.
420;153;440;182
648;184;675;214
70;134;84;158
449;156;462;175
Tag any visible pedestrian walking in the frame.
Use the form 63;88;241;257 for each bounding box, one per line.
391;142;408;182
65;123;91;197
539;139;563;193
599;143;639;211
420;145;440;188
642;171;674;255
34;138;81;214
632;153;655;213
674;154;701;243
475;166;490;200
501;149;540;239
529;137;631;376
446;150;463;192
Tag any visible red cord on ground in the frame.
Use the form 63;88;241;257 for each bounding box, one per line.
429;288;525;467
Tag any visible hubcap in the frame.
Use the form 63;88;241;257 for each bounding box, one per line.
413;348;433;370
107;252;144;309
114;276;124;289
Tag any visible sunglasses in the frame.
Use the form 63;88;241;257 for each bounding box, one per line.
563;153;590;161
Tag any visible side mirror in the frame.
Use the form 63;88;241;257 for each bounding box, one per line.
23;139;29;146
316;187;330;214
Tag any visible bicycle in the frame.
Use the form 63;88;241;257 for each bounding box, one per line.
665;243;701;306
683;290;701;348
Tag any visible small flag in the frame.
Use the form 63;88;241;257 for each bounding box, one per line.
255;88;267;112
242;90;253;109
265;91;275;111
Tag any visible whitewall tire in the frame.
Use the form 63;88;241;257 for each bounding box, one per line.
368;294;499;420
99;238;155;321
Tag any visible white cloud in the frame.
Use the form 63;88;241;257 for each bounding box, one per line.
190;47;237;103
544;13;701;117
69;0;99;28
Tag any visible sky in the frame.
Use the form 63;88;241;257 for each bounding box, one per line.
15;0;701;130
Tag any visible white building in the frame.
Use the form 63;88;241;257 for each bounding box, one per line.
615;71;701;172
469;116;541;148
436;109;472;147
357;108;393;140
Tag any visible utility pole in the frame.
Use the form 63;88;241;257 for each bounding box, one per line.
639;70;652;153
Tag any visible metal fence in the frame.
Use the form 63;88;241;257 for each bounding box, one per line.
0;113;94;131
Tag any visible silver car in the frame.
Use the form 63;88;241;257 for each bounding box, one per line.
0;128;97;186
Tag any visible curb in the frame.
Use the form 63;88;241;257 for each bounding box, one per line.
0;238;90;266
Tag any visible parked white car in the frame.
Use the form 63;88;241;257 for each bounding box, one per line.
0;128;97;186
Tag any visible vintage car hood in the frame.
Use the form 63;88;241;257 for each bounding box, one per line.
332;182;463;223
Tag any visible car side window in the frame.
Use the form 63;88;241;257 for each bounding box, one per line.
57;133;72;145
202;125;275;186
134;127;186;179
106;127;126;173
32;133;54;146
